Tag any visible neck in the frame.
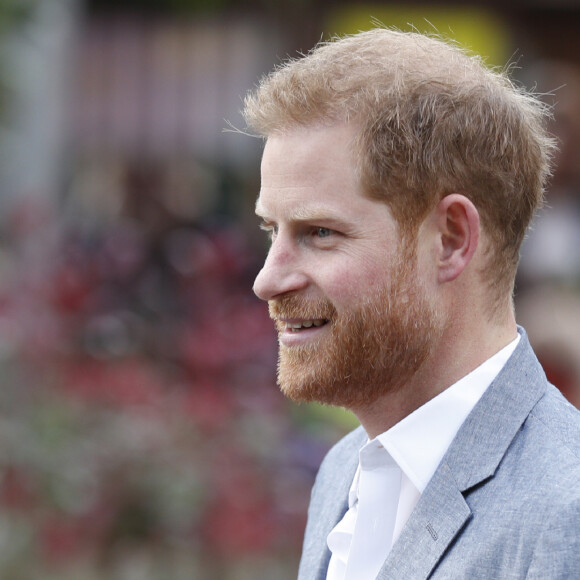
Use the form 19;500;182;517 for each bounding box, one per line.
351;313;518;439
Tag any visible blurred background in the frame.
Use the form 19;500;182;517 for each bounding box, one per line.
0;0;578;578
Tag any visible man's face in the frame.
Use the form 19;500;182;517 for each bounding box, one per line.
253;123;443;409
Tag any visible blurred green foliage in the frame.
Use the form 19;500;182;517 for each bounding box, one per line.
0;0;35;32
0;0;36;117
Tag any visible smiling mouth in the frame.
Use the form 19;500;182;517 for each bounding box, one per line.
285;319;329;332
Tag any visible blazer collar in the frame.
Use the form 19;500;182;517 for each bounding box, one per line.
377;327;548;578
443;327;546;492
305;430;363;580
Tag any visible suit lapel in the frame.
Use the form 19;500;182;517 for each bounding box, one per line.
377;462;471;579
378;328;548;579
299;428;365;580
311;473;353;580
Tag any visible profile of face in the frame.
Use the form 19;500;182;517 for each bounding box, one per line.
253;123;443;410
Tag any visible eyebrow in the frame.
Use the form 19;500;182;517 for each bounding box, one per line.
255;202;353;228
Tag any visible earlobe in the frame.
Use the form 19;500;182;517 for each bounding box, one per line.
436;194;480;283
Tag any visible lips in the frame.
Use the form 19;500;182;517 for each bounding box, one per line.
269;296;335;341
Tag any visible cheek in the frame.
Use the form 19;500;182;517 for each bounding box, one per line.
320;259;390;305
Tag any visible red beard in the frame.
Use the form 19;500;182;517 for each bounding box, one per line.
268;258;443;409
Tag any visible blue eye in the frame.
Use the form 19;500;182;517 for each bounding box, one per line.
317;227;332;238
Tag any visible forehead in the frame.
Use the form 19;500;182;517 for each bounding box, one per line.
256;123;364;218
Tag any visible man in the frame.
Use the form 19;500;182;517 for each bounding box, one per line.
243;28;580;579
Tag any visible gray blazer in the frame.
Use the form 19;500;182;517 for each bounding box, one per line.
298;329;580;579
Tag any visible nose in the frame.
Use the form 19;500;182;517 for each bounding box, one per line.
253;237;308;301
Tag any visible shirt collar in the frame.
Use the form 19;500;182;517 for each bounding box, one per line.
376;334;521;493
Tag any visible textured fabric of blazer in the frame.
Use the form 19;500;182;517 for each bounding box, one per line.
298;328;580;579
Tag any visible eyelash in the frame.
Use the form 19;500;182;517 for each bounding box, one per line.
260;223;278;240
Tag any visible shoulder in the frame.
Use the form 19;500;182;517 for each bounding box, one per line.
528;383;580;459
501;382;580;486
525;484;580;578
306;426;365;516
298;426;365;579
480;382;580;524
313;426;366;488
322;425;367;463
434;382;580;577
518;383;580;479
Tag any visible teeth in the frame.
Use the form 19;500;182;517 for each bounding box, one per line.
286;319;327;331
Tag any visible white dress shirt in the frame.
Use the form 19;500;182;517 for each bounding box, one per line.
326;335;520;580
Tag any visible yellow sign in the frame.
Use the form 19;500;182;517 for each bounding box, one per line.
326;5;511;67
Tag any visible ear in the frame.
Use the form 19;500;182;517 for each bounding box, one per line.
435;194;480;284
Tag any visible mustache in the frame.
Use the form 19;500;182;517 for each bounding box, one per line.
268;295;337;321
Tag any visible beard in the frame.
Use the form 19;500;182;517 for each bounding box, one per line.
268;255;444;409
